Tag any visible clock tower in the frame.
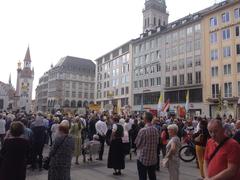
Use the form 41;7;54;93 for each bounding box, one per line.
16;46;34;112
143;0;169;32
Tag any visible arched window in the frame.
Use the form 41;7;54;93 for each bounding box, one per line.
53;100;56;107
71;100;76;108
158;19;161;26
64;99;70;107
154;17;156;26
77;100;82;108
83;101;88;108
89;101;94;105
48;100;51;107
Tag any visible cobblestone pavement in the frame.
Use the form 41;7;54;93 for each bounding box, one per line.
26;146;201;180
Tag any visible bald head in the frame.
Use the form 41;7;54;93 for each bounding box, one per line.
208;119;225;143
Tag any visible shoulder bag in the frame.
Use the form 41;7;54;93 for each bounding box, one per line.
43;135;68;170
208;137;229;164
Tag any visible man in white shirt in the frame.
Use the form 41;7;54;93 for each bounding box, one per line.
0;114;6;147
95;115;108;160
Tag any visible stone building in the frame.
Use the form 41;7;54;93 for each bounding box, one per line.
0;80;15;111
36;56;95;113
16;47;34;113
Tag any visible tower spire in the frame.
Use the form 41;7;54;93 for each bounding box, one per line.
24;46;31;62
9;73;11;85
23;46;32;68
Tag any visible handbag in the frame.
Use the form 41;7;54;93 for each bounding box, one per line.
161;157;169;168
43;156;51;170
43;135;68;170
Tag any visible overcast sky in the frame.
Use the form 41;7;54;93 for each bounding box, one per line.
0;0;219;98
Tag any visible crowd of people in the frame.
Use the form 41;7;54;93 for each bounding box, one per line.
0;110;240;180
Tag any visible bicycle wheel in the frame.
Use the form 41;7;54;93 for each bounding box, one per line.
179;145;196;162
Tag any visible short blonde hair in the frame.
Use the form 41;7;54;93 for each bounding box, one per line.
167;124;178;133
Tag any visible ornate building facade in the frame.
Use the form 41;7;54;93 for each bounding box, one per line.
16;47;34;112
36;56;95;113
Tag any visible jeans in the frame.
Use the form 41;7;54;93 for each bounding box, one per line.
137;160;156;180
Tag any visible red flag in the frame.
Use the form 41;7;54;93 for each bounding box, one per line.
162;99;170;112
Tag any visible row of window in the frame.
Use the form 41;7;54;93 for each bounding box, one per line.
210;26;239;43
134;41;201;66
65;82;94;89
63;100;91;108
134;77;161;89
65;91;94;99
211;82;232;98
112;76;129;87
98;54;130;72
212;63;240;77
59;73;94;81
133;72;201;89
165;72;201;87
135;63;161;77
210;8;240;27
134;56;201;77
212;81;240;98
135;24;201;54
97;64;129;81
211;44;240;60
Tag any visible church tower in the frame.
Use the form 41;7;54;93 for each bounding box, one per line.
16;46;34;112
143;0;169;32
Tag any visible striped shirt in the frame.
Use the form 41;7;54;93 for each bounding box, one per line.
135;123;159;166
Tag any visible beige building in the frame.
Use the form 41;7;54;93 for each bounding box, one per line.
36;56;95;113
95;41;132;113
202;0;240;118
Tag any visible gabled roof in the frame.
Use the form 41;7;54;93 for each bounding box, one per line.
54;56;95;74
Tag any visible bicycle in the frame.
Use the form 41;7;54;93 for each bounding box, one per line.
179;134;196;162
